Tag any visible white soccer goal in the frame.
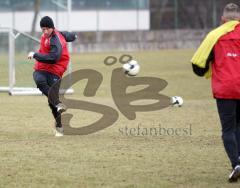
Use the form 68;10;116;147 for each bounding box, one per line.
0;27;73;95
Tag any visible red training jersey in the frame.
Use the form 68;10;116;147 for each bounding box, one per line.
212;24;240;99
34;30;70;78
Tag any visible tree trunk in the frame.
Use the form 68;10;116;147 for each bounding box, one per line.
28;0;41;51
31;0;41;37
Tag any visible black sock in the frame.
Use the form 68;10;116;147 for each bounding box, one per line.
55;115;62;128
49;103;62;127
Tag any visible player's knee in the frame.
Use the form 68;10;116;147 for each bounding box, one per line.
33;71;46;85
33;76;48;95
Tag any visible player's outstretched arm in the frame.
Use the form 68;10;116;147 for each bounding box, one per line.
60;31;77;42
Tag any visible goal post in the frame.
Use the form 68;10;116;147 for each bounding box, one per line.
0;27;73;96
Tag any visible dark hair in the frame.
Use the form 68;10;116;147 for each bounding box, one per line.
40;16;55;28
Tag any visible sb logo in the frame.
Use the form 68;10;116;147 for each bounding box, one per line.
49;54;170;135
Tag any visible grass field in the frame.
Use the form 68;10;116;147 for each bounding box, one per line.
0;50;238;188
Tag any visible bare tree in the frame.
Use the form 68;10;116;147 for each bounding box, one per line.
28;0;41;50
158;0;169;27
31;0;41;37
150;0;170;29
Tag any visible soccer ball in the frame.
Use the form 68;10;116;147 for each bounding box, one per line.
171;96;183;107
122;60;140;76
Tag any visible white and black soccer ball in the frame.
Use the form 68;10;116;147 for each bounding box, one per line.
171;96;183;107
122;60;140;76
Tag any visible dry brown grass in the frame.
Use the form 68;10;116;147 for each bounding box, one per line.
0;50;238;187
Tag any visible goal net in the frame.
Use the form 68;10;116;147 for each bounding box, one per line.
0;27;73;95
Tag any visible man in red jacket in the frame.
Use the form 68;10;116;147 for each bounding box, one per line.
192;3;240;182
28;16;77;137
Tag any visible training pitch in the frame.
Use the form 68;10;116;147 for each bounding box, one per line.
0;50;235;187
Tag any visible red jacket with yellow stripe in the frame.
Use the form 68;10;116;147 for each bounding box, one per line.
34;30;76;78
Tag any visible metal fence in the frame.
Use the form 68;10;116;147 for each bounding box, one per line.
150;0;240;29
0;0;149;11
2;0;240;29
